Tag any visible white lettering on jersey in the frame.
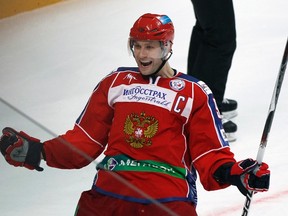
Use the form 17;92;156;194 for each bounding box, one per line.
198;81;212;95
109;83;192;118
174;96;186;113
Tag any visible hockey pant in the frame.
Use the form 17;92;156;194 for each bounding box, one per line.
74;189;197;216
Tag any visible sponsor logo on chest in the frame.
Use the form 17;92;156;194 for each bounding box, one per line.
123;85;171;106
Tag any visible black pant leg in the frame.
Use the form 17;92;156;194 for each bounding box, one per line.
188;0;236;105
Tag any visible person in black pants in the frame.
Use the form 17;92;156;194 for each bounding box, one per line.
188;0;237;141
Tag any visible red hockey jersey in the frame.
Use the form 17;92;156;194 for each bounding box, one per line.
44;67;236;204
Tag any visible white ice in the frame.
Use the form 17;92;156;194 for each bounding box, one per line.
0;0;287;215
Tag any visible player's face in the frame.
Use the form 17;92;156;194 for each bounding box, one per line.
132;40;164;76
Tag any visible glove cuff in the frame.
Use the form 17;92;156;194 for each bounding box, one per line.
25;142;44;171
214;162;234;184
214;162;248;196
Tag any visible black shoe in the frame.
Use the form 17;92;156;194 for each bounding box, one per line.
222;117;237;142
219;98;238;120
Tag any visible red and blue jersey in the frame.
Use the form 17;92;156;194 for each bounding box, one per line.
43;67;235;205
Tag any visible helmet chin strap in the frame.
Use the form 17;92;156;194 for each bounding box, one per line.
142;50;173;78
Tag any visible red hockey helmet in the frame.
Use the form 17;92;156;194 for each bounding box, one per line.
129;13;174;43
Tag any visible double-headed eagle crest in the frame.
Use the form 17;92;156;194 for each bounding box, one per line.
124;112;158;148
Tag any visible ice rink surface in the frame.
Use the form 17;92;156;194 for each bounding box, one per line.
0;0;287;215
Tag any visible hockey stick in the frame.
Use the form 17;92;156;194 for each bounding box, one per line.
241;37;288;216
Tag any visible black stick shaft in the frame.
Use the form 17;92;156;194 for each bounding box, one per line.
241;37;288;216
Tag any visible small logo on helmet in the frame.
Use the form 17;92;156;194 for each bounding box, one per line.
159;15;172;25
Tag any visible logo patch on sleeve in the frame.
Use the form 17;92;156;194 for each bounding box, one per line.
198;81;212;95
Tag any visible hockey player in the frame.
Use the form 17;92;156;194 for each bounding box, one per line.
0;13;270;216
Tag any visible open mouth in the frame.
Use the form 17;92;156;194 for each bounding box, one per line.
140;60;152;67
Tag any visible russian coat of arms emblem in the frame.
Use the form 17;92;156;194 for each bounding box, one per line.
124;112;158;148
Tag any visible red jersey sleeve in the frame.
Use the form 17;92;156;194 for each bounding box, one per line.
186;81;236;191
44;125;105;169
44;72;116;169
